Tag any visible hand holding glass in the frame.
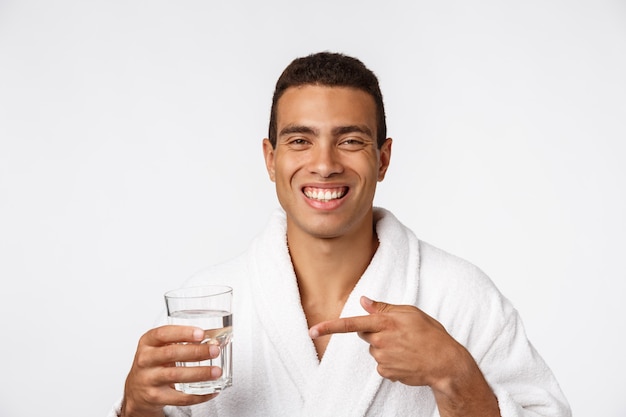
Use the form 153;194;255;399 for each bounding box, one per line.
164;285;233;394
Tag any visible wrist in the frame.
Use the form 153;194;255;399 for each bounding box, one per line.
120;398;165;417
430;347;500;417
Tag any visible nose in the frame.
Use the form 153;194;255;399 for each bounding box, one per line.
308;143;343;178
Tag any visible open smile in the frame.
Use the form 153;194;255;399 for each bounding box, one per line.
303;186;348;202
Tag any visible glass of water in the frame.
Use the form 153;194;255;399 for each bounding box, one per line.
164;285;233;394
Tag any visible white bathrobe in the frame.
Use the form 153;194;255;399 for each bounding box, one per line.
111;208;571;417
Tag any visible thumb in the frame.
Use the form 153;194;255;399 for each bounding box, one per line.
360;296;393;314
360;296;418;314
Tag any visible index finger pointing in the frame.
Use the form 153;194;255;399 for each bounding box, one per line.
309;315;383;339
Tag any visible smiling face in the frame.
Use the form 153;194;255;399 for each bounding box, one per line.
263;85;392;242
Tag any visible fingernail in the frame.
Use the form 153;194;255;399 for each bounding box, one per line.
193;328;205;341
309;328;319;339
208;345;220;357
362;296;373;306
211;367;222;379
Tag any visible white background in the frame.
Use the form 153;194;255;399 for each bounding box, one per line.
1;1;625;416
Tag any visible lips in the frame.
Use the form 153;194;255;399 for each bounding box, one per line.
303;186;348;202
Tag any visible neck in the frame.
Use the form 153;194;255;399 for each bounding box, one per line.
286;212;379;311
286;211;379;360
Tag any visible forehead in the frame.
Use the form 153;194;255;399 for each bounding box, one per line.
276;85;377;129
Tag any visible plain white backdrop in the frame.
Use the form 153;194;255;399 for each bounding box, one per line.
1;1;625;416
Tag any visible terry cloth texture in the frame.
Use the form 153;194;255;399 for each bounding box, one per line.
109;207;571;417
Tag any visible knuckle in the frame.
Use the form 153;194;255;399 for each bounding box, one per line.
135;356;148;369
378;303;393;313
368;332;384;347
343;319;358;333
193;343;211;358
138;332;149;346
135;349;153;368
319;323;334;336
152;326;169;341
142;386;162;405
160;365;180;384
369;346;383;363
376;365;398;382
376;364;390;379
160;343;180;362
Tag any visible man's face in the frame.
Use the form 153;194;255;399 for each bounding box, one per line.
263;85;391;241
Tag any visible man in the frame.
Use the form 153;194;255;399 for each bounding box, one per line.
112;52;570;417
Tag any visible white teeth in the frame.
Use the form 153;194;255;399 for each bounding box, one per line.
304;188;345;202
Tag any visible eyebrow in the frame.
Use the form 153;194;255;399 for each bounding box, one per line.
278;124;373;138
332;125;373;138
278;125;318;137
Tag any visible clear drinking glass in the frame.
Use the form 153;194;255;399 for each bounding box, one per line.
164;285;233;394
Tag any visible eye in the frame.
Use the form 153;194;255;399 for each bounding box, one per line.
286;137;311;148
339;137;366;149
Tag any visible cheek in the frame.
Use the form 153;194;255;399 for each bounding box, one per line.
357;159;383;182
275;157;303;182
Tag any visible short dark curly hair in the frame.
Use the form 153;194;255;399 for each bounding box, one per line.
268;52;387;149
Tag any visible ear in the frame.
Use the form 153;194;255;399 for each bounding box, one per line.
377;138;392;181
262;138;276;182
